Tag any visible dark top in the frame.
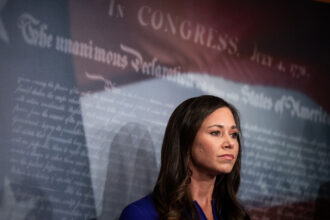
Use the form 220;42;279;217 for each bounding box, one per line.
119;194;220;220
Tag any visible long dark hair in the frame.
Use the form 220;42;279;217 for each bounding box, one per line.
152;95;249;220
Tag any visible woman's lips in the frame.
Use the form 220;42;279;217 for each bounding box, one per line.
218;154;234;160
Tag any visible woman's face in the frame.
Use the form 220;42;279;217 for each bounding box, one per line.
190;107;239;177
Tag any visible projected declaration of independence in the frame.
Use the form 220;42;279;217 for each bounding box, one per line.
0;0;329;219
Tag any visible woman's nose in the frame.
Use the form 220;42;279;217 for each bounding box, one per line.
221;134;234;149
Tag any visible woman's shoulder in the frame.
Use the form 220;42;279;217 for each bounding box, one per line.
119;194;159;220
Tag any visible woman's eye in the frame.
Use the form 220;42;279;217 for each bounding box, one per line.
210;131;220;136
230;132;239;139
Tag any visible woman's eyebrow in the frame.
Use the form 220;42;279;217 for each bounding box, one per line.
207;124;237;129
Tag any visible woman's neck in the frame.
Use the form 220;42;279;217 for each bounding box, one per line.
188;166;216;206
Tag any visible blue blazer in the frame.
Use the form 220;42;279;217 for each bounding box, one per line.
119;194;220;220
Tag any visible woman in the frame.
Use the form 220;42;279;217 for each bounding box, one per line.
119;95;250;220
